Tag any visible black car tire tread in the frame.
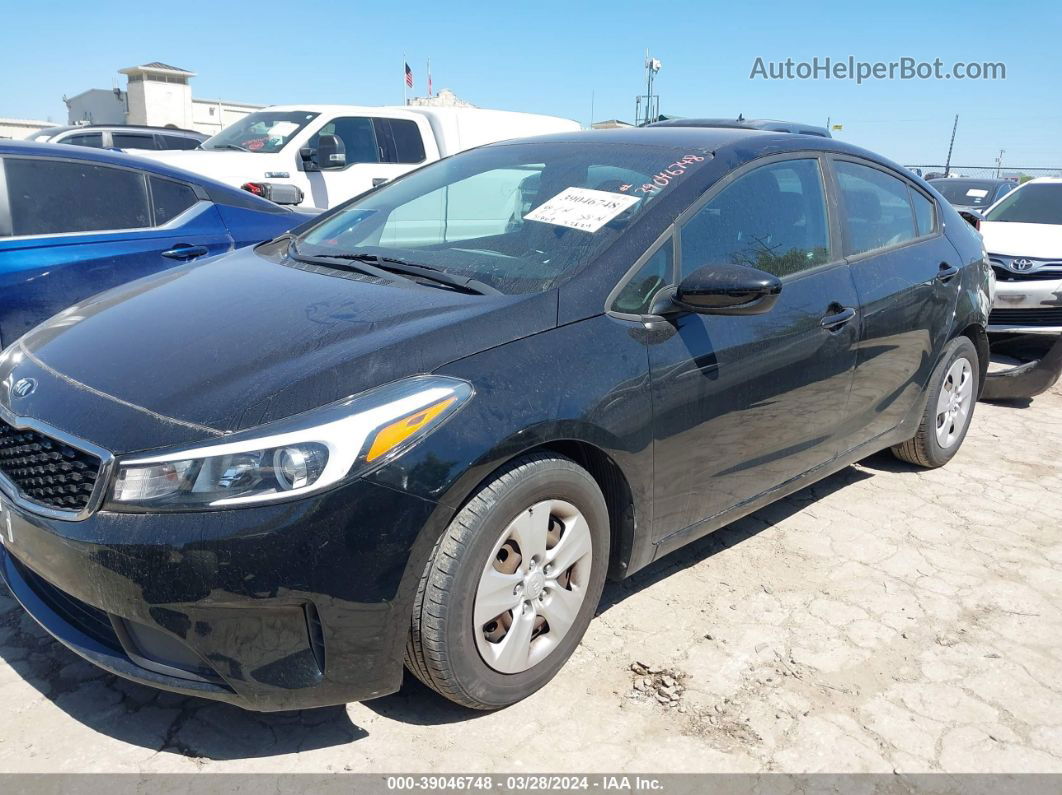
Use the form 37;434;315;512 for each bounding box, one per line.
891;336;979;468
404;452;608;709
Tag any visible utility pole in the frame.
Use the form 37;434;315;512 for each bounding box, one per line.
996;149;1006;178
944;114;958;176
639;51;661;125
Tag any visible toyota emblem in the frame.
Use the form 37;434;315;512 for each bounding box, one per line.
11;378;37;399
1011;258;1035;272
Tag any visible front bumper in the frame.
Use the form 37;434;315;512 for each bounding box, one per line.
989;278;1062;334
0;475;443;711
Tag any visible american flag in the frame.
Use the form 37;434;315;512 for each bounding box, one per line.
404;63;413;88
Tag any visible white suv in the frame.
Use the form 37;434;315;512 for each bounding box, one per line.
980;177;1062;334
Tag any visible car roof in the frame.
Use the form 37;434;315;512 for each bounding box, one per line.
648;117;831;137
485;126;902;170
0;140;277;206
34;124;204;137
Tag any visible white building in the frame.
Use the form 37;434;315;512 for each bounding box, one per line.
0;118;57;140
64;62;264;135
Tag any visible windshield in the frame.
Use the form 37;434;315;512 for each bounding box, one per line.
201;110;319;153
930;180;1006;207
297;141;707;294
985;183;1062;225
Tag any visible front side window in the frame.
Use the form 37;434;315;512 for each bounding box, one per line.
200;110;319;153
680;158;830;279
161;134;201;151
836;161;916;256
297;142;702;295
985;183;1062;225
307;117;379;165
4;158;150;236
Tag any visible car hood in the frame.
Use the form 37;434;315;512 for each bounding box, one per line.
980;221;1062;259
134;149;275;185
0;246;556;455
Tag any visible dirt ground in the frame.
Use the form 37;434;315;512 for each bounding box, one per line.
1;384;1060;774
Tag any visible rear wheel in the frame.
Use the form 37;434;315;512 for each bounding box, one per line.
405;453;609;709
892;336;979;468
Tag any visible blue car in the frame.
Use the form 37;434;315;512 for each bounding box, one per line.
0;141;316;348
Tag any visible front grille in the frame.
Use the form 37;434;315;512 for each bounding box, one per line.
992;266;1062;282
989;308;1062;327
10;555;122;651
0;419;101;511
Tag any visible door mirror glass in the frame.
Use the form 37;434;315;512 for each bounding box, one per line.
316;134;346;170
674;264;782;315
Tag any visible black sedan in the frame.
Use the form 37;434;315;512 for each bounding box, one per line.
0;128;990;711
928;177;1016;212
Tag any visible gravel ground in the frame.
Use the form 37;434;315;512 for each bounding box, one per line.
1;383;1060;774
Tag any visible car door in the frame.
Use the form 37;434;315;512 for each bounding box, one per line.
0;156;232;346
828;157;959;451
632;154;860;542
303;116;429;208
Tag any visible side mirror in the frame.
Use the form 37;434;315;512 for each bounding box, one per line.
240;181;304;205
673;264;782;315
958;209;983;231
315;134;346;170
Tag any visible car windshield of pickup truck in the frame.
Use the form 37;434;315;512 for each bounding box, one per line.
200;110;319;153
297;141;707;294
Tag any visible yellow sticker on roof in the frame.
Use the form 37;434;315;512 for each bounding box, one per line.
524;187;640;233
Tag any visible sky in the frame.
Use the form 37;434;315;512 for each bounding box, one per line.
3;0;1060;167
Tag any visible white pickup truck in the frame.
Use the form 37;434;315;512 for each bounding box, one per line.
138;104;580;209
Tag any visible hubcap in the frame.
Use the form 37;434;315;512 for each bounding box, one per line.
474;499;593;674
934;357;973;449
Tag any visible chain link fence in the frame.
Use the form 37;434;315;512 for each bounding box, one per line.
905;165;1062;181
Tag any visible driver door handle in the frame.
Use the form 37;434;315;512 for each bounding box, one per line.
937;262;960;281
820;306;857;330
162;244;209;260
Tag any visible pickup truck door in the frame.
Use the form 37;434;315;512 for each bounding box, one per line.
301;116;436;208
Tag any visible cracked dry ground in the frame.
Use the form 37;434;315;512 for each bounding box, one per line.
1;384;1060;774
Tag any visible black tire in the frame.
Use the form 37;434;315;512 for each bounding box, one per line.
405;453;610;710
891;336;979;468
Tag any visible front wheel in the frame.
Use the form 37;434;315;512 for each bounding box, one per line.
405;453;610;709
891;336;979;468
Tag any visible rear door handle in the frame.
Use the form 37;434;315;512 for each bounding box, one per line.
161;245;209;260
936;262;960;281
820;306;857;330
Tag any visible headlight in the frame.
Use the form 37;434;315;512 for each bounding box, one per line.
105;375;473;511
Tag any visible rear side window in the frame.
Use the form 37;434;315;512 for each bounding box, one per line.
911;189;936;236
160;134;201;151
374;118;426;164
5;158;150;236
150;176;199;224
835;161;917;256
112;132;157;150
63;132;103;148
680;158;831;279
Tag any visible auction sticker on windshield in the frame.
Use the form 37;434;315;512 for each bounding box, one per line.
524;187;640;233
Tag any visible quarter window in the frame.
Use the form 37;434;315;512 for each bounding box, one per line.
680;158;830;279
612;242;673;314
835;161;917;256
150;176;199;225
911;189;936;236
5;158;150;236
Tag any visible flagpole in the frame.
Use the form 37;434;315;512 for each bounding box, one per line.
426;57;431;97
403;53;408;105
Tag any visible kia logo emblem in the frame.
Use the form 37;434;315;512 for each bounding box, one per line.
12;378;37;399
1011;258;1035;271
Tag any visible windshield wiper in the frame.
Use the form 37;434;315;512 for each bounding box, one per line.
206;143;249;152
287;242;395;280
330;253;501;296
